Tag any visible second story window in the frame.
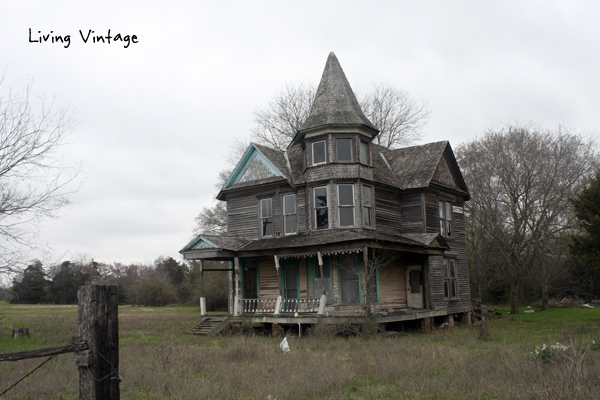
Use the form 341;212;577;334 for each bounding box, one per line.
283;194;297;235
314;187;329;229
362;186;373;227
439;201;452;237
260;198;273;237
336;138;353;162
312;140;326;165
360;141;370;165
338;184;355;226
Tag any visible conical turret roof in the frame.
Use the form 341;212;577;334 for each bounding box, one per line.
301;52;378;132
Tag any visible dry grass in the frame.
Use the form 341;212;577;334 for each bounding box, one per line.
0;303;599;399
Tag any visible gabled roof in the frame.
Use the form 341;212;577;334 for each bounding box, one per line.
219;143;290;196
379;141;469;197
180;235;250;253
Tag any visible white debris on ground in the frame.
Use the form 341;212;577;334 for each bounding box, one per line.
524;310;534;313
280;337;290;352
581;303;595;308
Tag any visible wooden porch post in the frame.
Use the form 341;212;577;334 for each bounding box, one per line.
199;260;206;316
317;251;326;296
274;255;282;297
234;257;240;316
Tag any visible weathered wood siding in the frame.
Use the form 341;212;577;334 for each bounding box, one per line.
424;192;439;234
227;195;259;238
427;255;446;310
374;187;402;235
258;257;279;299
400;191;424;234
378;259;406;306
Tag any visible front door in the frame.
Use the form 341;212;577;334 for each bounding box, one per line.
243;261;258;299
406;265;424;308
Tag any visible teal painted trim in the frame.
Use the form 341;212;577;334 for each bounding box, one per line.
224;144;286;188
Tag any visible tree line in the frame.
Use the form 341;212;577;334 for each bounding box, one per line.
7;256;230;309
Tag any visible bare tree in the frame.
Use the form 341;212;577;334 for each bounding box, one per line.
251;82;316;151
456;123;596;313
360;82;430;149
0;79;79;277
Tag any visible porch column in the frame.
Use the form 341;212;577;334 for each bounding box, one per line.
199;260;206;316
234;257;240;316
274;255;282;297
317;251;326;296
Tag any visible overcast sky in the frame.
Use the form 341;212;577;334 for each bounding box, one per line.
1;1;598;266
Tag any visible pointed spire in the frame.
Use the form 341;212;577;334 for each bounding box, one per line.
301;52;377;132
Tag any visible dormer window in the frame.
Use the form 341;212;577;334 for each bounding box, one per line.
260;198;273;237
312;141;326;165
336;138;353;162
360;141;370;166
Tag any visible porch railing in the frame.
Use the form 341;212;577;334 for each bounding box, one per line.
236;295;327;316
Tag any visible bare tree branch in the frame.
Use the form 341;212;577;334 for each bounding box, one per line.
0;79;79;277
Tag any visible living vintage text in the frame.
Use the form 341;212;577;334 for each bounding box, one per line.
28;29;139;48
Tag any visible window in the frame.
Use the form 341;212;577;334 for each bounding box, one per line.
340;255;360;303
314;187;329;229
362;186;373;227
338;184;355;226
443;258;458;299
439;201;453;237
336;138;353;161
260;198;273;237
283;194;297;235
312;140;326;165
360;141;370;165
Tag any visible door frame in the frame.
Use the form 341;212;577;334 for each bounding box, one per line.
405;265;424;308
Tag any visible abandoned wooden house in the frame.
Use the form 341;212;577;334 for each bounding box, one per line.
181;52;472;335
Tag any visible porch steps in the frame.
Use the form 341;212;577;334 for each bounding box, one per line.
188;316;230;336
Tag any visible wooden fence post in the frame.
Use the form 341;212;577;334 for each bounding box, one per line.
78;284;120;400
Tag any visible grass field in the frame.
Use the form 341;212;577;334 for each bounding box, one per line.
0;302;599;399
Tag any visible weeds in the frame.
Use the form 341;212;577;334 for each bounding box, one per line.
0;304;599;399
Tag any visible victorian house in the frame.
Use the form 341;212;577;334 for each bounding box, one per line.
181;53;471;335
